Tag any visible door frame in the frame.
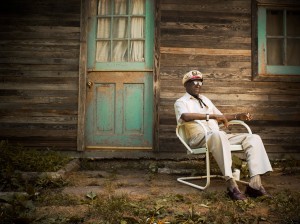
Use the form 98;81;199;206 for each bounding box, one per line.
77;0;160;152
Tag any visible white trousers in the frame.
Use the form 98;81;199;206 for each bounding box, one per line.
190;131;273;179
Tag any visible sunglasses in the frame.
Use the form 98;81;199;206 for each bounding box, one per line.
189;80;203;86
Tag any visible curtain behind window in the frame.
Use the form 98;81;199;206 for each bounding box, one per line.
96;0;145;62
267;10;300;66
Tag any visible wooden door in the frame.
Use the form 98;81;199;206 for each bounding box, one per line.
85;0;154;150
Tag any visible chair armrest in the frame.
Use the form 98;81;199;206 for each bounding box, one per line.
176;121;209;154
219;120;252;134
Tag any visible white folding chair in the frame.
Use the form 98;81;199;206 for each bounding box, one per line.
176;120;252;190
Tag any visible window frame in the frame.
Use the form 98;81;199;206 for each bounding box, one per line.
257;6;300;76
87;0;154;71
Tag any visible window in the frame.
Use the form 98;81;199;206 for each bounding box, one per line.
88;0;154;70
258;7;300;75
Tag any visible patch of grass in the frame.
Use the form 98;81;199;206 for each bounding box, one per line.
272;159;300;175
0;192;36;224
32;216;84;224
0;140;71;191
269;189;300;223
0;141;71;172
36;190;82;206
89;193;137;223
35;176;69;189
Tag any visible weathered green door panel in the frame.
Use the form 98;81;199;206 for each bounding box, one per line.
95;84;115;133
85;72;153;149
124;84;144;134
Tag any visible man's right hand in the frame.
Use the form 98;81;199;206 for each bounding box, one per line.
214;114;229;128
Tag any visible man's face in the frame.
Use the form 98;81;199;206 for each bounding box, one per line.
184;79;203;96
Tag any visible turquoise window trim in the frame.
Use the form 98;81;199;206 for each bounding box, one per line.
88;0;154;71
267;66;300;75
258;8;267;75
257;7;300;75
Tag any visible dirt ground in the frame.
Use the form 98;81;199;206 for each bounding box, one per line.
63;166;300;198
31;159;300;223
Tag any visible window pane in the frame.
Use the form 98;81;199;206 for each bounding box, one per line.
287;10;300;36
114;0;128;15
130;41;144;61
96;41;110;62
97;18;110;38
287;39;300;65
130;0;145;15
267;38;283;65
112;41;128;61
98;0;111;15
131;17;144;38
267;10;283;36
94;0;146;63
113;17;128;39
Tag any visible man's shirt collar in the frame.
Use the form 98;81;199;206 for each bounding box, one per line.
183;92;200;101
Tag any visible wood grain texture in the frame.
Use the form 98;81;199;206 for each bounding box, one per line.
0;0;80;150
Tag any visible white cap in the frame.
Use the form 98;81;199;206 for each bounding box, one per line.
182;70;203;85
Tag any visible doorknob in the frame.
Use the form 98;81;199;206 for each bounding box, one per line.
87;81;93;88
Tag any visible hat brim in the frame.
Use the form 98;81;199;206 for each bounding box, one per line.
189;76;203;81
184;76;203;84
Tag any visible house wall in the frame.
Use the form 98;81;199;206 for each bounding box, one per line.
158;0;300;159
0;0;81;150
0;0;299;158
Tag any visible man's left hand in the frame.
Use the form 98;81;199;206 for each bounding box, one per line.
237;113;253;121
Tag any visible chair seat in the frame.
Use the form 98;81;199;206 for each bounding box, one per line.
188;148;206;154
189;145;243;155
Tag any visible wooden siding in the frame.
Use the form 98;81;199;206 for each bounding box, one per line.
0;0;81;150
0;0;299;158
159;0;300;159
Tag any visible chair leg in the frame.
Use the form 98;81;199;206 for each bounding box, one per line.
177;175;221;190
177;150;249;190
177;150;213;190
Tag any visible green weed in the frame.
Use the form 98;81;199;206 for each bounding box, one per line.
0;140;71;191
0;141;71;172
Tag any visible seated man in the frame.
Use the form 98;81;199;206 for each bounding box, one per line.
174;70;273;200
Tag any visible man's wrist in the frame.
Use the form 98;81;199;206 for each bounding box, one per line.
209;114;215;120
206;114;209;121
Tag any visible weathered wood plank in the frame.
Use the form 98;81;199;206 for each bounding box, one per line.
161;47;251;56
0;51;79;60
153;0;162;152
0;0;80;150
0;83;77;91
0;64;79;71
77;0;88;151
161;0;250;13
0;70;78;78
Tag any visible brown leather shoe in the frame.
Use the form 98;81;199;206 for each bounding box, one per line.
227;187;247;201
245;185;272;198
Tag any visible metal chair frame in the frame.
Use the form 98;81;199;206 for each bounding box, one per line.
176;120;252;190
